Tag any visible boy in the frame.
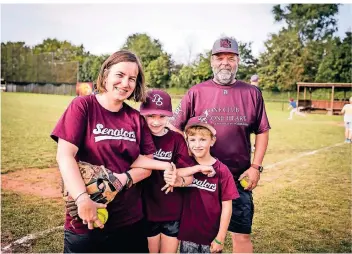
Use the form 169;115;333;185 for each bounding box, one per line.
140;90;215;253
164;117;239;253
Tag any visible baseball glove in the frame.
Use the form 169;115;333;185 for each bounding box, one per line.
62;161;124;220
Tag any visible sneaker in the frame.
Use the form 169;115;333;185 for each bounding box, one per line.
347;139;352;144
344;139;349;143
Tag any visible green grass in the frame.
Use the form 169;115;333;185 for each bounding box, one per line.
1;92;351;252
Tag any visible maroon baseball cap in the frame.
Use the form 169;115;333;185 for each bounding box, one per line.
184;117;217;136
212;37;239;55
140;89;173;116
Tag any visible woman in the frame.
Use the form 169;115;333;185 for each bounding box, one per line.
51;50;173;253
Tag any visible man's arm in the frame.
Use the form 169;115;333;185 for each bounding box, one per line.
239;130;269;191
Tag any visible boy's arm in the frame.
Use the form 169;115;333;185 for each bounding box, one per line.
210;200;232;253
177;165;215;177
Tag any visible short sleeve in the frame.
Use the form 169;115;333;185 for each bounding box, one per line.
252;91;271;134
50;97;88;148
170;91;193;131
139;115;157;155
173;134;195;168
220;165;239;201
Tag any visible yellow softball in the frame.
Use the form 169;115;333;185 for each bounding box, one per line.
93;208;108;228
240;177;249;188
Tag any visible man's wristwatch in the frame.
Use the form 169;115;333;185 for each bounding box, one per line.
124;171;133;189
251;164;264;173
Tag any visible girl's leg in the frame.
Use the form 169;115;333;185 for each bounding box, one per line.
160;233;179;253
148;234;162;253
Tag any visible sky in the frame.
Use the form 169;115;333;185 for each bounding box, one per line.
1;3;351;64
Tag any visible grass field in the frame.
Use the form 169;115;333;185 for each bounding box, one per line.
1;92;351;253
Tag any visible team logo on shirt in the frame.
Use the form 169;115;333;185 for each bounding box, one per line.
153;148;172;160
188;178;217;192
198;107;248;126
152;94;163;106
93;123;136;142
198;110;209;123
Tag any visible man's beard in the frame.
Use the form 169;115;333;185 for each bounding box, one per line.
212;66;238;86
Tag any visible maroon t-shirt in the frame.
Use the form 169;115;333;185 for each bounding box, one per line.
178;159;239;245
51;95;156;234
170;79;271;178
143;130;195;222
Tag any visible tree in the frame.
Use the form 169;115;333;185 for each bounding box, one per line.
315;31;352;82
257;29;305;91
237;41;259;82
145;53;171;88
122;33;163;69
80;54;108;82
273;4;340;42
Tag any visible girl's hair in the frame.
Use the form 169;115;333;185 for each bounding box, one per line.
96;50;147;102
289;98;294;102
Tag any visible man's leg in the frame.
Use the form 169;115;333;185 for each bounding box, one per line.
228;182;254;253
231;232;253;253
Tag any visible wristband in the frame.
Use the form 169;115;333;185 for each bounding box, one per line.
181;176;185;187
214;238;223;245
74;191;87;202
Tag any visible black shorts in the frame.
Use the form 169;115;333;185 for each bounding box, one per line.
63;219;148;253
146;220;180;237
228;181;254;234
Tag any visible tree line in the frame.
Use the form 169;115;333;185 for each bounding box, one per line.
1;4;351;91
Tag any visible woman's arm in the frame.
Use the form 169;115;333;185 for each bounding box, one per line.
210;200;232;253
56;139;108;230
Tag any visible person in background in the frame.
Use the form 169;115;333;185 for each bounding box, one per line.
288;98;306;120
341;96;352;143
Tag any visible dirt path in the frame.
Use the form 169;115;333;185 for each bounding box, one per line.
1;167;62;198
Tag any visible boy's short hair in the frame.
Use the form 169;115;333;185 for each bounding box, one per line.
185;125;215;139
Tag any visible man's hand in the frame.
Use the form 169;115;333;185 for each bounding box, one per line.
238;166;260;191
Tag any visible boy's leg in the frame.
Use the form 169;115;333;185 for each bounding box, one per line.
228;182;254;253
180;240;201;254
160;220;180;253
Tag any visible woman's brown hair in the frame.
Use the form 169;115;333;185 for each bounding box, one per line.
96;50;147;102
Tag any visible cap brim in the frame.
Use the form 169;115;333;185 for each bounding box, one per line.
185;123;216;136
140;109;173;117
212;49;238;55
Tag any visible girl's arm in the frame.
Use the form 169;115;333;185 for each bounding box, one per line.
177;165;215;177
131;154;172;171
210;200;232;253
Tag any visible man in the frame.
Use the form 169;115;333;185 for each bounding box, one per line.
168;36;270;253
250;74;259;87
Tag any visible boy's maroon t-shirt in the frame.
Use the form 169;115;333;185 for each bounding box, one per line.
143;130;195;222
51;95;156;234
178;159;239;245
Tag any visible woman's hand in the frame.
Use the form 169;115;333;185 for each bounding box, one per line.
76;194;107;230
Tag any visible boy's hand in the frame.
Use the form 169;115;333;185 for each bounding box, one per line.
210;240;223;253
197;165;216;177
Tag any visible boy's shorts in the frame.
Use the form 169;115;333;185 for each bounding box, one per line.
146;220;180;237
180;240;210;253
228;181;254;234
345;122;352;130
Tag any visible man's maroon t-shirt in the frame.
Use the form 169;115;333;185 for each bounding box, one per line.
143;130;195;222
178;159;239;245
51;95;156;234
170;80;271;178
